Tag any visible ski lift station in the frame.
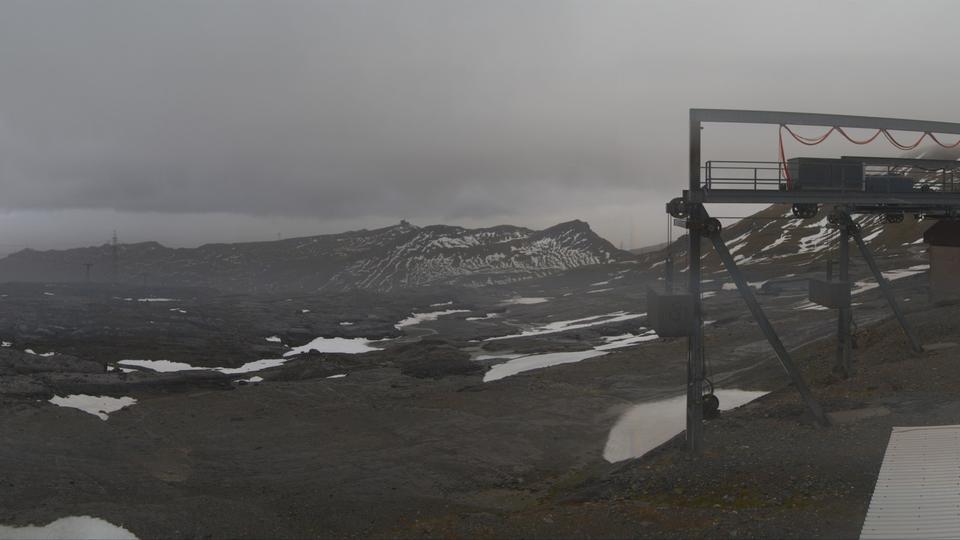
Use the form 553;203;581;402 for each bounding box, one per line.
654;109;960;452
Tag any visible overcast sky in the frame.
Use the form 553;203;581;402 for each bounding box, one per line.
1;0;959;254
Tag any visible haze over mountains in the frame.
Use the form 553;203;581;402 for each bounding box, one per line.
0;219;630;293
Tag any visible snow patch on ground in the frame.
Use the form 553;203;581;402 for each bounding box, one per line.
483;350;607;382
500;297;549;305
48;395;137;421
117;359;200;372
137;298;176;302
595;330;659;350
485;311;645;341
395;309;470;329
0;516;138;540
119;336;379;375
118;358;286;375
466;313;499;321
284;337;379;356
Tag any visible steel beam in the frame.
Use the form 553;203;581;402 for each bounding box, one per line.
686;205;705;452
707;221;830;427
837;224;853;377
692;109;960;135
690;189;960;207
850;223;924;353
841;156;960;170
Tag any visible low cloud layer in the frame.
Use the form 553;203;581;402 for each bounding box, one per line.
1;1;959;250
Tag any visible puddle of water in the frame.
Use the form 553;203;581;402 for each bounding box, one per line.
482;350;607;382
603;389;767;463
48;395;137;421
0;516;137;539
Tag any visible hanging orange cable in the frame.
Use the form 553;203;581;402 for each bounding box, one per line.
928;132;960;149
835;127;883;145
778;123;960;189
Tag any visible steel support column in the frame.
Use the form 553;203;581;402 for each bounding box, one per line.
707;217;829;427
686;205;705;452
850;224;924;353
685;110;705;452
837;223;853;377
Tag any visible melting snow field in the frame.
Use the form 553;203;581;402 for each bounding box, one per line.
48;395;137;421
117;359;203;372
283;337;379;356
603;389;767;462
118;336;380;375
119;358;290;375
483;350;606;382
595;331;659;350
485;311;645;341
395;309;470;329
500;297;549;305
0;516;137;540
480;326;659;380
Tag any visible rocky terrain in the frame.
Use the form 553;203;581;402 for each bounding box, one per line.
0;203;945;538
0;220;630;294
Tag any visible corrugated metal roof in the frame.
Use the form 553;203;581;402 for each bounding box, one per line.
862;425;960;540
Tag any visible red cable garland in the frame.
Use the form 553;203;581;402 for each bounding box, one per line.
778;123;960;189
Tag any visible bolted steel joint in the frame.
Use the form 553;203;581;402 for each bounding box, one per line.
701;218;722;236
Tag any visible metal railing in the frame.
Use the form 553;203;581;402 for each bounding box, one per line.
703;161;784;190
703;160;960;193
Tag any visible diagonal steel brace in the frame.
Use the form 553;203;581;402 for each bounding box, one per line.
843;215;923;353
706;218;830;427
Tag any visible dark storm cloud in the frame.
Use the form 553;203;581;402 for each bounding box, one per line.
1;0;960;249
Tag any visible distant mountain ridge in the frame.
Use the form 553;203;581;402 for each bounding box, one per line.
0;220;632;293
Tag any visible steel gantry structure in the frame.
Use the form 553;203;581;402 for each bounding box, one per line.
664;109;960;452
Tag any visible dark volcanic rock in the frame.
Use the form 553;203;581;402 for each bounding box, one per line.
389;340;482;379
0;348;102;375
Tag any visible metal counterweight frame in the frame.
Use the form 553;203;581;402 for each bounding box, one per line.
675;109;960;452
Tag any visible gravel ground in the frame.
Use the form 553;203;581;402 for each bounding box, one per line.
0;266;946;539
389;299;960;539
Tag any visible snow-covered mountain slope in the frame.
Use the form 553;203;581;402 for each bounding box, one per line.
0;220;632;293
638;204;931;272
